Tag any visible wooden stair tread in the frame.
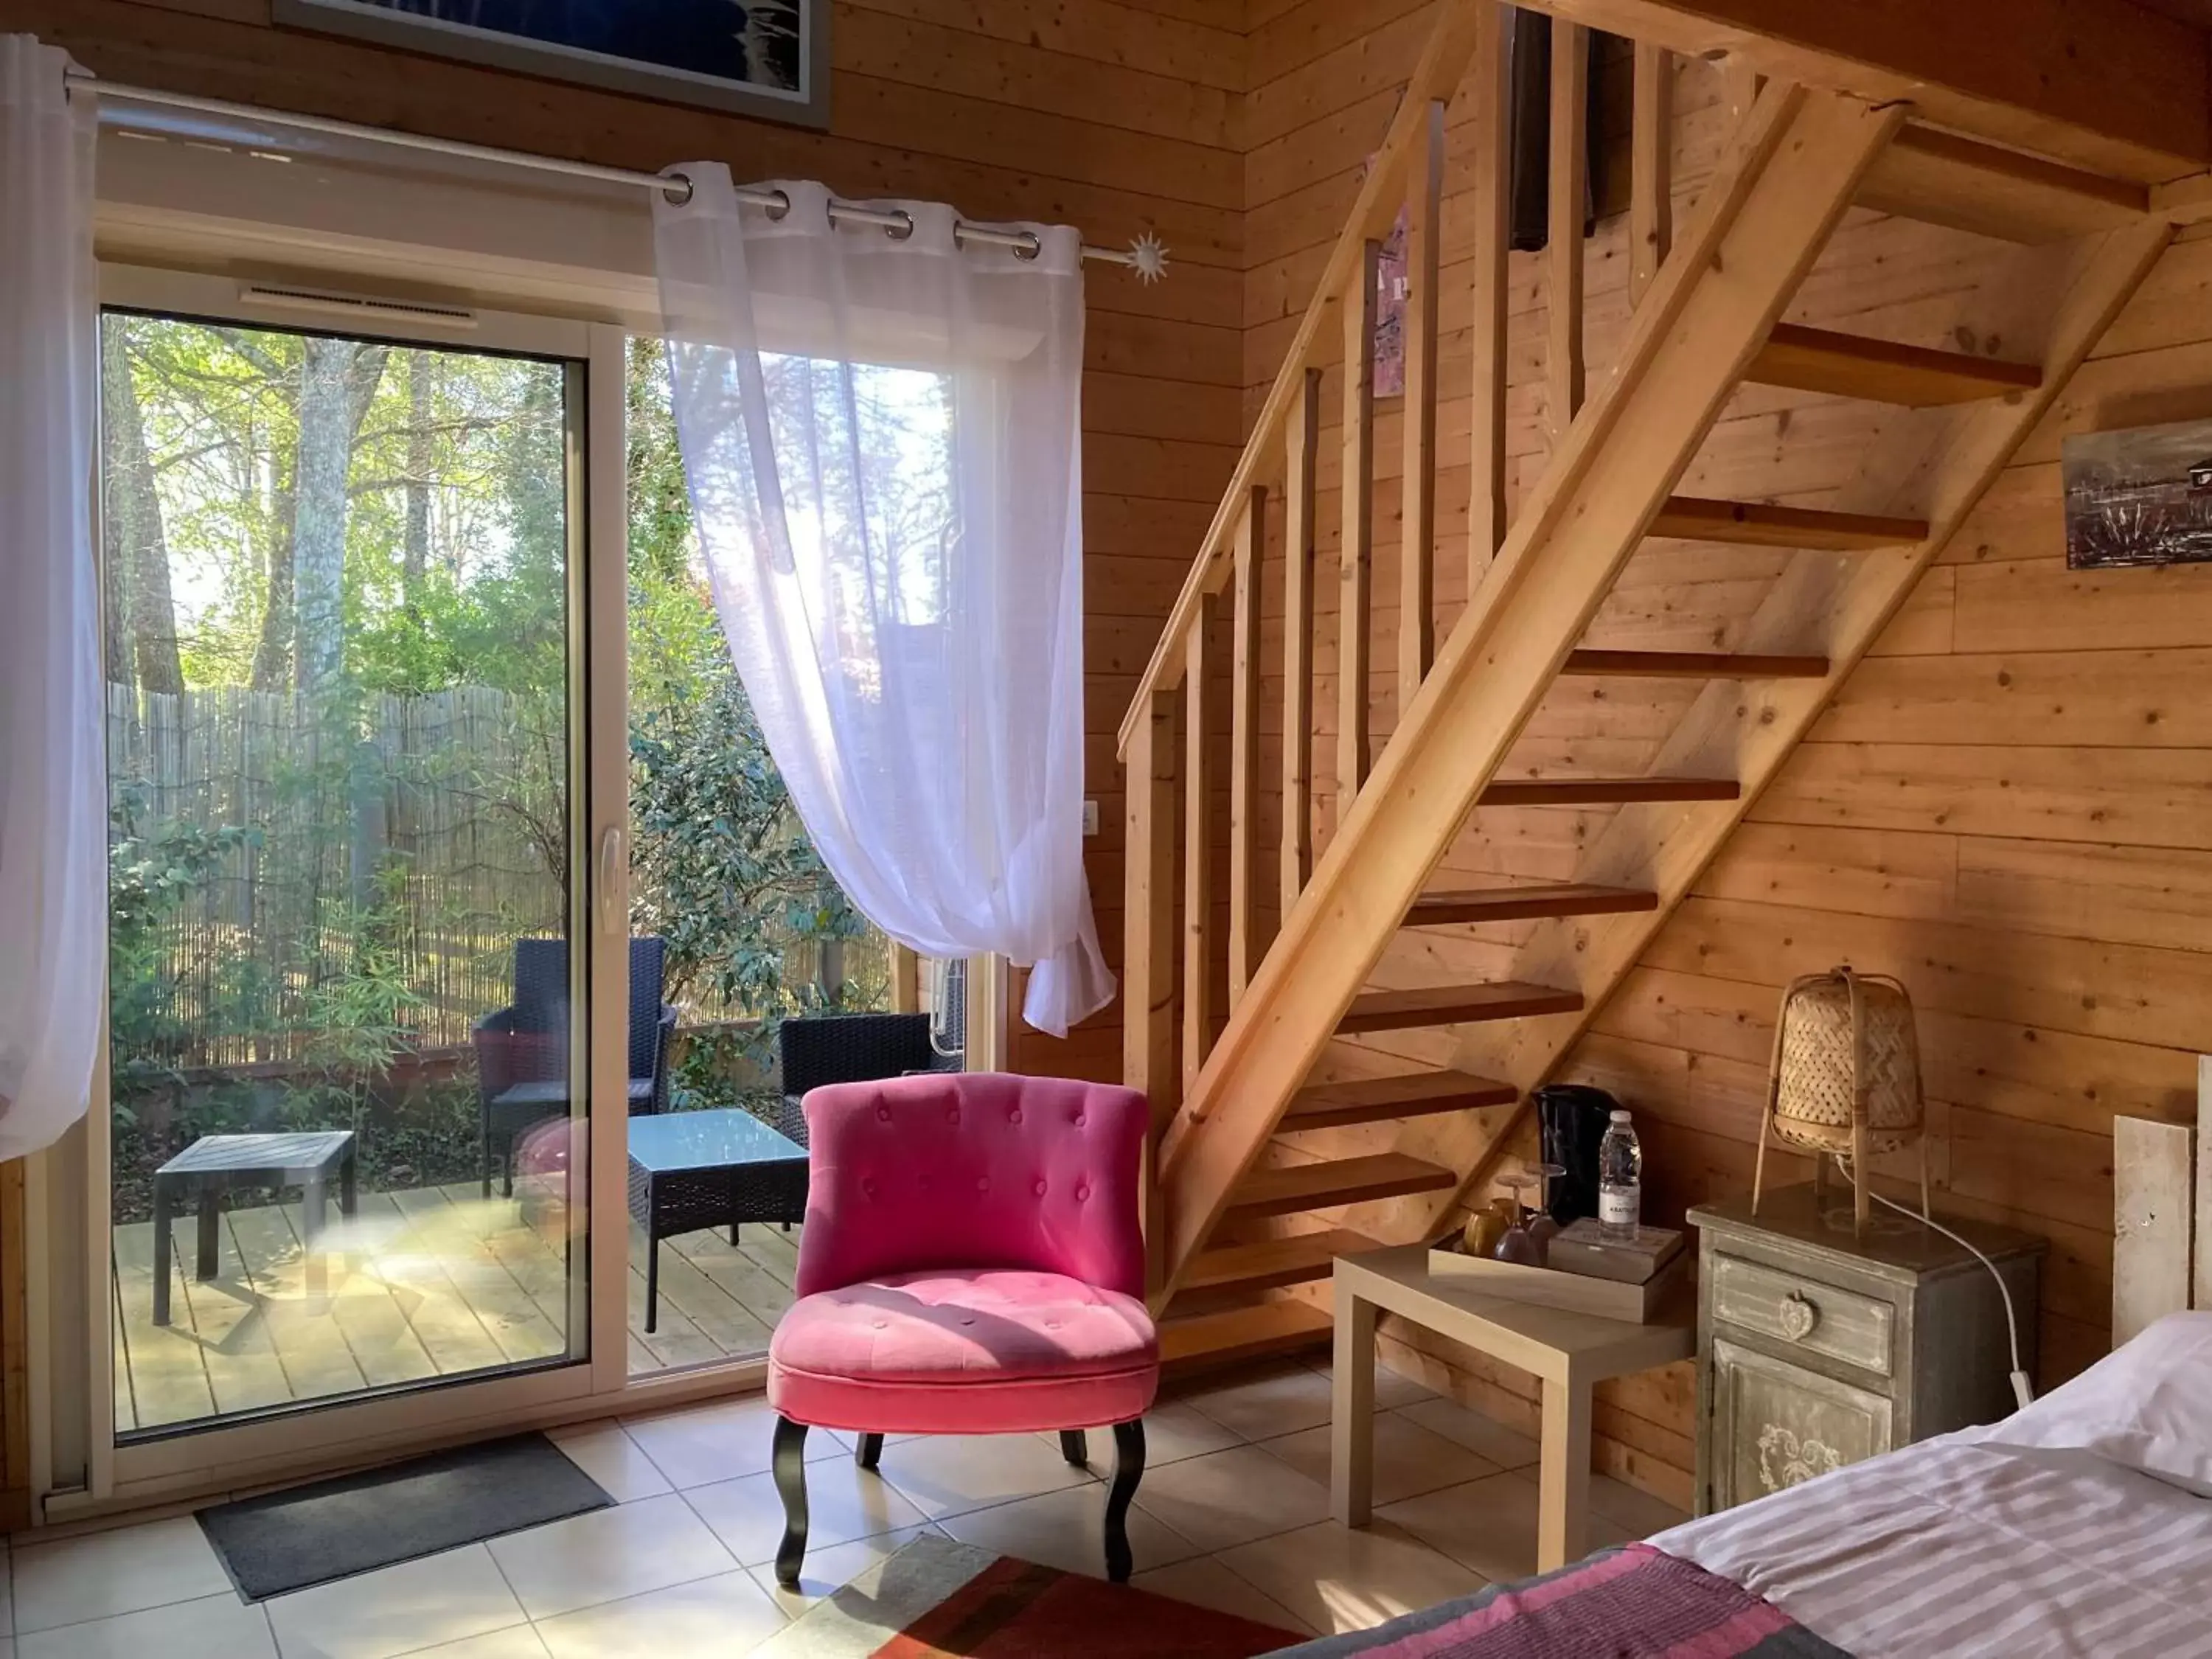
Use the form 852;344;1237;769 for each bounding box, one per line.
1339;981;1584;1034
1183;1228;1383;1297
1404;883;1658;926
1563;649;1829;679
1478;776;1740;807
1650;496;1927;550
1750;322;2039;407
1859;125;2149;246
1282;1069;1517;1131
1159;1301;1332;1372
1228;1152;1458;1218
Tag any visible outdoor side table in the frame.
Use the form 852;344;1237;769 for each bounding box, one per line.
153;1131;358;1326
627;1108;809;1332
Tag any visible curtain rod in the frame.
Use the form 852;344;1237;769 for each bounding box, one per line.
64;72;1171;283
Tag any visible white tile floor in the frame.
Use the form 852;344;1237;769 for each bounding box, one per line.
1;1357;1688;1656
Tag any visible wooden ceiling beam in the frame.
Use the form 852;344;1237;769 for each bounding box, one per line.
1506;0;2211;183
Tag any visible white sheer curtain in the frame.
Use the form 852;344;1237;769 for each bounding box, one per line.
0;37;103;1157
653;172;1111;1037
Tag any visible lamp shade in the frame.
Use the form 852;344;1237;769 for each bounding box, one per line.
1756;965;1926;1232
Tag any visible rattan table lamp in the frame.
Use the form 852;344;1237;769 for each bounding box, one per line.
1754;964;1927;1234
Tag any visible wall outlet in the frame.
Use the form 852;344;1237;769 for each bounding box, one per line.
1082;799;1101;835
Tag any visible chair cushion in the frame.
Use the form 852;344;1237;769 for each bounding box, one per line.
768;1269;1159;1434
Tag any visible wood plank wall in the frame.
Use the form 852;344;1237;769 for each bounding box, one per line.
1239;0;2212;1509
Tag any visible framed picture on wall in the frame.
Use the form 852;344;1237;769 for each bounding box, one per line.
272;0;830;129
2062;417;2212;568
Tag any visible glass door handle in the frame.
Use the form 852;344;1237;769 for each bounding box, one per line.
598;826;625;936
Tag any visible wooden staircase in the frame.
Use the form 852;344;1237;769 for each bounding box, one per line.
1122;0;2173;1371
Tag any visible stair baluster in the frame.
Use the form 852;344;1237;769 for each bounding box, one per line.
1468;1;1511;584
1180;592;1216;1097
1280;370;1320;915
1398;100;1444;707
1338;237;1379;806
1227;487;1265;1006
1547;20;1589;439
1630;44;1674;306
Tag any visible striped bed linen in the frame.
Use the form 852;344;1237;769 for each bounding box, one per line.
1654;1433;2212;1657
1270;1542;1850;1658
1271;1425;2212;1658
1274;1315;2212;1659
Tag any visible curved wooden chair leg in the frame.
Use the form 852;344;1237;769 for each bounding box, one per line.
855;1432;884;1471
1104;1419;1147;1583
773;1415;811;1587
1058;1429;1088;1467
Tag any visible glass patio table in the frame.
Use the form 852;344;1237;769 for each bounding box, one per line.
627;1108;810;1332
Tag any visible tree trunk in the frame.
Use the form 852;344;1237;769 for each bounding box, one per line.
100;325;184;695
291;339;388;694
252;354;303;693
291;339;354;694
403;349;434;606
99;327;134;689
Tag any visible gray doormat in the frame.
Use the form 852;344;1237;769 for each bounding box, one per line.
198;1431;615;1601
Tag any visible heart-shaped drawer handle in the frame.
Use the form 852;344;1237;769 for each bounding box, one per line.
1778;1291;1820;1341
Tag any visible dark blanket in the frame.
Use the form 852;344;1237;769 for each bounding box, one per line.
1267;1543;1851;1658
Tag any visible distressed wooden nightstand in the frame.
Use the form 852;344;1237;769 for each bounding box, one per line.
1688;1183;2045;1516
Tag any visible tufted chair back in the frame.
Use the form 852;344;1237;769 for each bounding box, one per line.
794;1072;1149;1299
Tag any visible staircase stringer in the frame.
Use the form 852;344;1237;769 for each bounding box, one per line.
1150;85;1907;1306
1341;215;2177;1251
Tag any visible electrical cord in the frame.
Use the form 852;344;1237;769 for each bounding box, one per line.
1829;1153;2036;1412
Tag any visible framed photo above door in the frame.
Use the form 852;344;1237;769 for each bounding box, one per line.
271;0;831;128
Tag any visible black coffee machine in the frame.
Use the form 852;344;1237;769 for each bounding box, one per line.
1535;1083;1622;1225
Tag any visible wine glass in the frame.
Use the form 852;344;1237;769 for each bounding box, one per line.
1528;1161;1568;1265
1492;1172;1542;1265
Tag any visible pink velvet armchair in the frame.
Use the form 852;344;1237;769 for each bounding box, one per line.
766;1071;1158;1586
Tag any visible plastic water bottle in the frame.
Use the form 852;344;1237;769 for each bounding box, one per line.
1598;1110;1643;1242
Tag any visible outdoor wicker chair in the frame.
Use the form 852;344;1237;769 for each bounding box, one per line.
474;936;678;1197
774;1011;961;1147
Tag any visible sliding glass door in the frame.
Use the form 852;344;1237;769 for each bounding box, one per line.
49;265;1006;1514
97;285;599;1444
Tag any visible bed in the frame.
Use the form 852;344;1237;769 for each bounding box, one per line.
1273;1105;2212;1659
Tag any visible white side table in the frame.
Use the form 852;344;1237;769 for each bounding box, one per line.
1330;1245;1693;1571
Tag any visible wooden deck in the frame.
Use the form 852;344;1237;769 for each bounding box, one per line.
113;1182;799;1433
